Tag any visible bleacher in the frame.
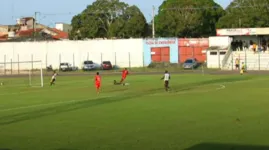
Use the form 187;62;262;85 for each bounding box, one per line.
222;51;269;70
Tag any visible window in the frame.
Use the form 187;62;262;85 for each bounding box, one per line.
185;59;193;63
220;52;226;55
103;61;111;65
210;52;217;55
84;61;93;64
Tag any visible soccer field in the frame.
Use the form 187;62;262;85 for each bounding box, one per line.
0;73;269;150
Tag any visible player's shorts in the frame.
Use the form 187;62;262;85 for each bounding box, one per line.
164;80;169;87
235;64;239;68
51;78;56;82
95;83;101;89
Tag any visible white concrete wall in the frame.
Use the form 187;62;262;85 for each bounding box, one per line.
206;50;227;68
0;39;144;70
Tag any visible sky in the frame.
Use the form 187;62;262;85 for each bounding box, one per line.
0;0;232;27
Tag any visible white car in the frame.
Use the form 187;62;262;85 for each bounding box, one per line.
82;61;97;71
59;63;78;72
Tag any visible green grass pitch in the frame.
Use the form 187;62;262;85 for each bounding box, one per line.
0;73;269;150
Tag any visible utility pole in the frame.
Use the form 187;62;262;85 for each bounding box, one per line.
33;12;38;41
152;6;155;38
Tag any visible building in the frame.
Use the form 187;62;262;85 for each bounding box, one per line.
216;28;269;47
206;27;269;70
0;17;69;41
17;17;35;30
55;23;72;33
0;25;18;40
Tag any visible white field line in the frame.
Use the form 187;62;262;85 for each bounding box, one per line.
0;77;266;112
153;77;269;96
216;84;226;90
0;96;112;112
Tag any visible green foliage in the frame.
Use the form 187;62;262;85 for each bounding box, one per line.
155;0;224;37
217;0;269;28
70;0;147;39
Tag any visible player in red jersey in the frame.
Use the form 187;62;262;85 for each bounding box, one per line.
120;68;129;83
95;72;101;94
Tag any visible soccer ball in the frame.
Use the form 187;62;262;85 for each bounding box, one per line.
123;83;129;86
0;82;3;86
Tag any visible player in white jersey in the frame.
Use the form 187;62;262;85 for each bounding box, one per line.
50;71;57;86
161;70;170;91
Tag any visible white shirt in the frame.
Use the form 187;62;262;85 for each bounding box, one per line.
52;73;57;79
163;73;170;81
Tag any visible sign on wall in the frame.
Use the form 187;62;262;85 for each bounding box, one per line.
143;38;178;66
145;39;176;45
216;28;257;36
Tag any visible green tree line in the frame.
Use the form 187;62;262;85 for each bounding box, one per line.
69;0;269;40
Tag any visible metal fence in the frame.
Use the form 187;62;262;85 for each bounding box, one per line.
228;51;269;70
0;51;144;72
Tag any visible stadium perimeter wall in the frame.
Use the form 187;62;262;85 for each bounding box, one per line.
143;38;178;66
0;39;144;70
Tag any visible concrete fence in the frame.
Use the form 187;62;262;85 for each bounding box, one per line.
0;39;144;70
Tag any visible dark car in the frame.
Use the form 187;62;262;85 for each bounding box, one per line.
101;61;113;70
183;58;199;69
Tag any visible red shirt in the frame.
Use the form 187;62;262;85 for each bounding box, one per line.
122;70;129;77
95;75;101;84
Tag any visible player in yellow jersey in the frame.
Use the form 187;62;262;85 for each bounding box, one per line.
240;62;245;75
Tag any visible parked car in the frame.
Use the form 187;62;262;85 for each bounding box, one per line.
101;61;113;70
59;63;78;72
46;65;53;72
183;58;199;69
82;60;96;71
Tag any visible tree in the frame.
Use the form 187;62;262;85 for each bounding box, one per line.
217;0;269;28
69;0;147;39
155;0;224;37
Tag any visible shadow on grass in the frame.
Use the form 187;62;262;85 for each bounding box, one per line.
0;94;143;126
0;86;165;126
185;143;269;150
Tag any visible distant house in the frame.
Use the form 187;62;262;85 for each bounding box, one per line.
55;23;72;33
42;28;69;40
15;28;69;40
16;28;43;37
0;25;18;40
0;34;8;41
0;17;70;41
